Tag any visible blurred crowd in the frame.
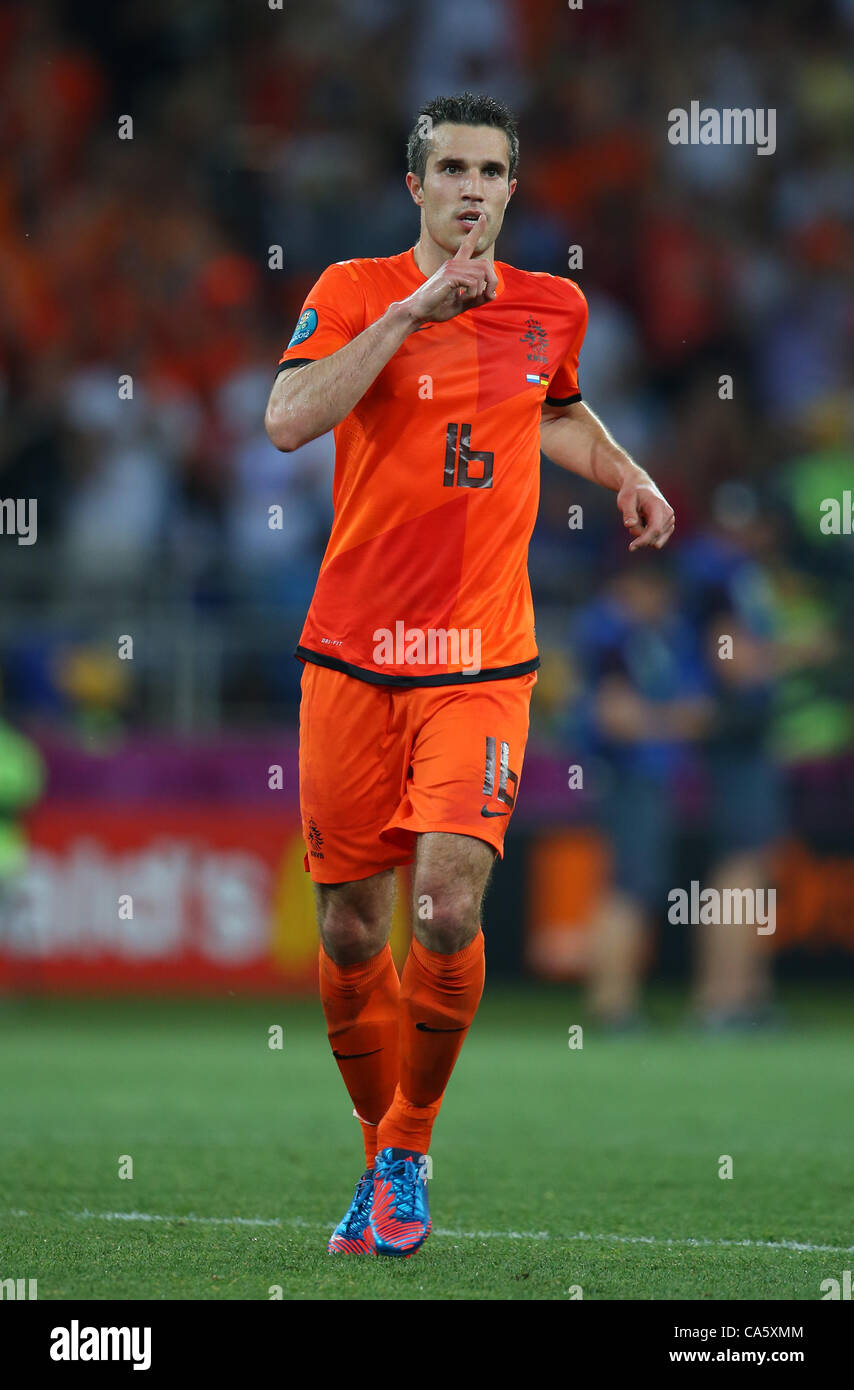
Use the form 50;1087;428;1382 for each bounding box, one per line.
0;0;852;769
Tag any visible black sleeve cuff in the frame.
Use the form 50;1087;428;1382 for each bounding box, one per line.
544;391;582;407
274;358;315;378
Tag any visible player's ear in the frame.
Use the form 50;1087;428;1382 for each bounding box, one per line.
405;171;424;206
505;177;517;207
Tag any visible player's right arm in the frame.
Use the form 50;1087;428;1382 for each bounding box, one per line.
265;214;495;452
265;300;418;452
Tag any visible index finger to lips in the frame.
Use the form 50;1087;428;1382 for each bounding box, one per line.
453;213;484;260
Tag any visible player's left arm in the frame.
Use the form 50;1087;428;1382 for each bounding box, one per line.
540;399;675;551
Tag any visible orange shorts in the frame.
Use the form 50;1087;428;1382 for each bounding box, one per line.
298;661;537;883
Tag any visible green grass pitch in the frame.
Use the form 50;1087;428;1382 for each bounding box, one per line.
1;988;852;1300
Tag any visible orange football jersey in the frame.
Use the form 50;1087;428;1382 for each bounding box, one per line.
276;247;587;686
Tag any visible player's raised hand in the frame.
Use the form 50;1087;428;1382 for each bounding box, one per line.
402;213;499;325
617;477;675;551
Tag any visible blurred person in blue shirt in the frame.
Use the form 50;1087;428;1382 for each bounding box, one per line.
679;484;789;1031
567;562;714;1027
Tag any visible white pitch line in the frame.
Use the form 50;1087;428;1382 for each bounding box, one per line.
57;1211;854;1255
565;1231;854;1255
76;1209;284;1228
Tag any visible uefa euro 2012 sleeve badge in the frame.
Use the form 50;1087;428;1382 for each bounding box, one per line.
287;307;318;348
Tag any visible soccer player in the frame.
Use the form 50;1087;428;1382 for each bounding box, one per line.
265;92;675;1257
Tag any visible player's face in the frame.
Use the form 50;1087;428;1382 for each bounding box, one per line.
410;123;517;258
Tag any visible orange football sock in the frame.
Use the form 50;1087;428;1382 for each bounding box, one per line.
376;927;485;1155
319;942;400;1168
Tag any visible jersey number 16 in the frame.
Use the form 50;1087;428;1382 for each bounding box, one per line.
443;423;494;489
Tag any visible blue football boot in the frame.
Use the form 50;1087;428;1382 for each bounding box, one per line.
369;1147;431;1257
328;1168;376;1254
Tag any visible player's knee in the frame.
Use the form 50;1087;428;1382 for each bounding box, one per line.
413;886;480;954
314;872;394;963
319;903;389;964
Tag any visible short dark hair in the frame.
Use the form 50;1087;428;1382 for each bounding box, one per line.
406;92;519;184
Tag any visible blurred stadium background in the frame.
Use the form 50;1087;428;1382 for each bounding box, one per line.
1;0;853;1300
